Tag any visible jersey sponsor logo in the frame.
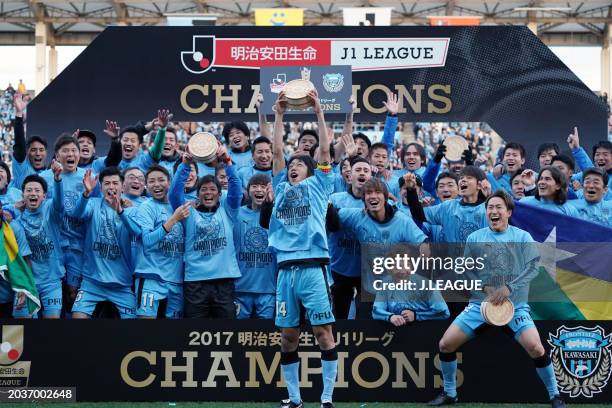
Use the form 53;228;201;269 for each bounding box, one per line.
549;325;612;398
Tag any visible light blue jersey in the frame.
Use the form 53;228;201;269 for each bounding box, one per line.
133;198;185;284
424;198;487;243
520;196;580;218
170;163;242;282
268;168;334;265
122;193;147;207
237;166;273;190
0;187;22;206
80;157;107;175
69;196;140;287
234;206;276;294
464;225;540;303
17;179;65;285
372;274;449;321
11;159;44;192
567;199;612;227
328;191;363;278
487;172;512;194
230;149;254;170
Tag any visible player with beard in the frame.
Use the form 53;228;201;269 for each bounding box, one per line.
13;163;64;318
328;157;372;319
11;93;48;189
520;166;579;217
238;137;273;190
234;174;276;319
173;159;198;201
70;167;141;319
568;167;612;226
122;167;147;206
116;110;169;173
169;145;242;319
487;142;526;193
133;165;191;319
428;190;565;408
568;127;612;200
265;89;336;408
76;127;122;174
0;161;22;205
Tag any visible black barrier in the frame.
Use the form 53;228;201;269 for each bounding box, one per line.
0;320;610;403
28;26;607;169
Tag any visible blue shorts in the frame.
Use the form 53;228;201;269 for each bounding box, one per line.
72;279;136;319
275;264;334;328
235;292;275;319
0;279;12;303
64;248;84;288
453;302;535;340
136;278;183;319
13;280;62;318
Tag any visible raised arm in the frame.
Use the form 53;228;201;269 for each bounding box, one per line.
169;154;191;210
381;91;399;154
568;127;594;170
12;94;27;163
70;169;97;220
310;89;331;165
217;144;242;210
272;92;288;176
256;93;271;141
103;120;122;167
50;160;64;214
148;109;170;162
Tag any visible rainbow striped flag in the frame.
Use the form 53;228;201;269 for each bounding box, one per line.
511;201;612;320
0;221;40;315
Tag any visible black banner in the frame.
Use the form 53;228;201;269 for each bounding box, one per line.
1;320;611;403
28;26;607;168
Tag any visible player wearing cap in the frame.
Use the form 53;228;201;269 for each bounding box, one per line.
69;167;141;319
264;89;336;408
77;127;122;175
131;165;190;319
234;174;276;319
568;167;612;226
12;164;64;318
428;190;565;408
169;145;242;319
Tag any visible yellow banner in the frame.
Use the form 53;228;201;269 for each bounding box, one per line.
255;9;303;26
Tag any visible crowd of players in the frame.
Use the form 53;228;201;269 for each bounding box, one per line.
0;86;607;407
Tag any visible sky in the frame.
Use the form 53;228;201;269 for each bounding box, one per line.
0;45;604;93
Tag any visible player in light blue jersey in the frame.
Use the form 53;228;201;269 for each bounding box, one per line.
122;167;147;206
429;190;565;408
116;110;167;172
487;142;526;194
170;146;242;319
328;157;371;319
265;89;337;408
568;128;612;200
10;94;48;190
234;174;276;319
0;161;22;206
520;166;579;217
223;121;255;170
69;166;141;319
372;248;449;324
77;128;121;175
237;137;273;191
172;159;198;201
158;127;181;176
133;165;191;319
38;134;90;307
568;167;612;226
14;164;65;318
